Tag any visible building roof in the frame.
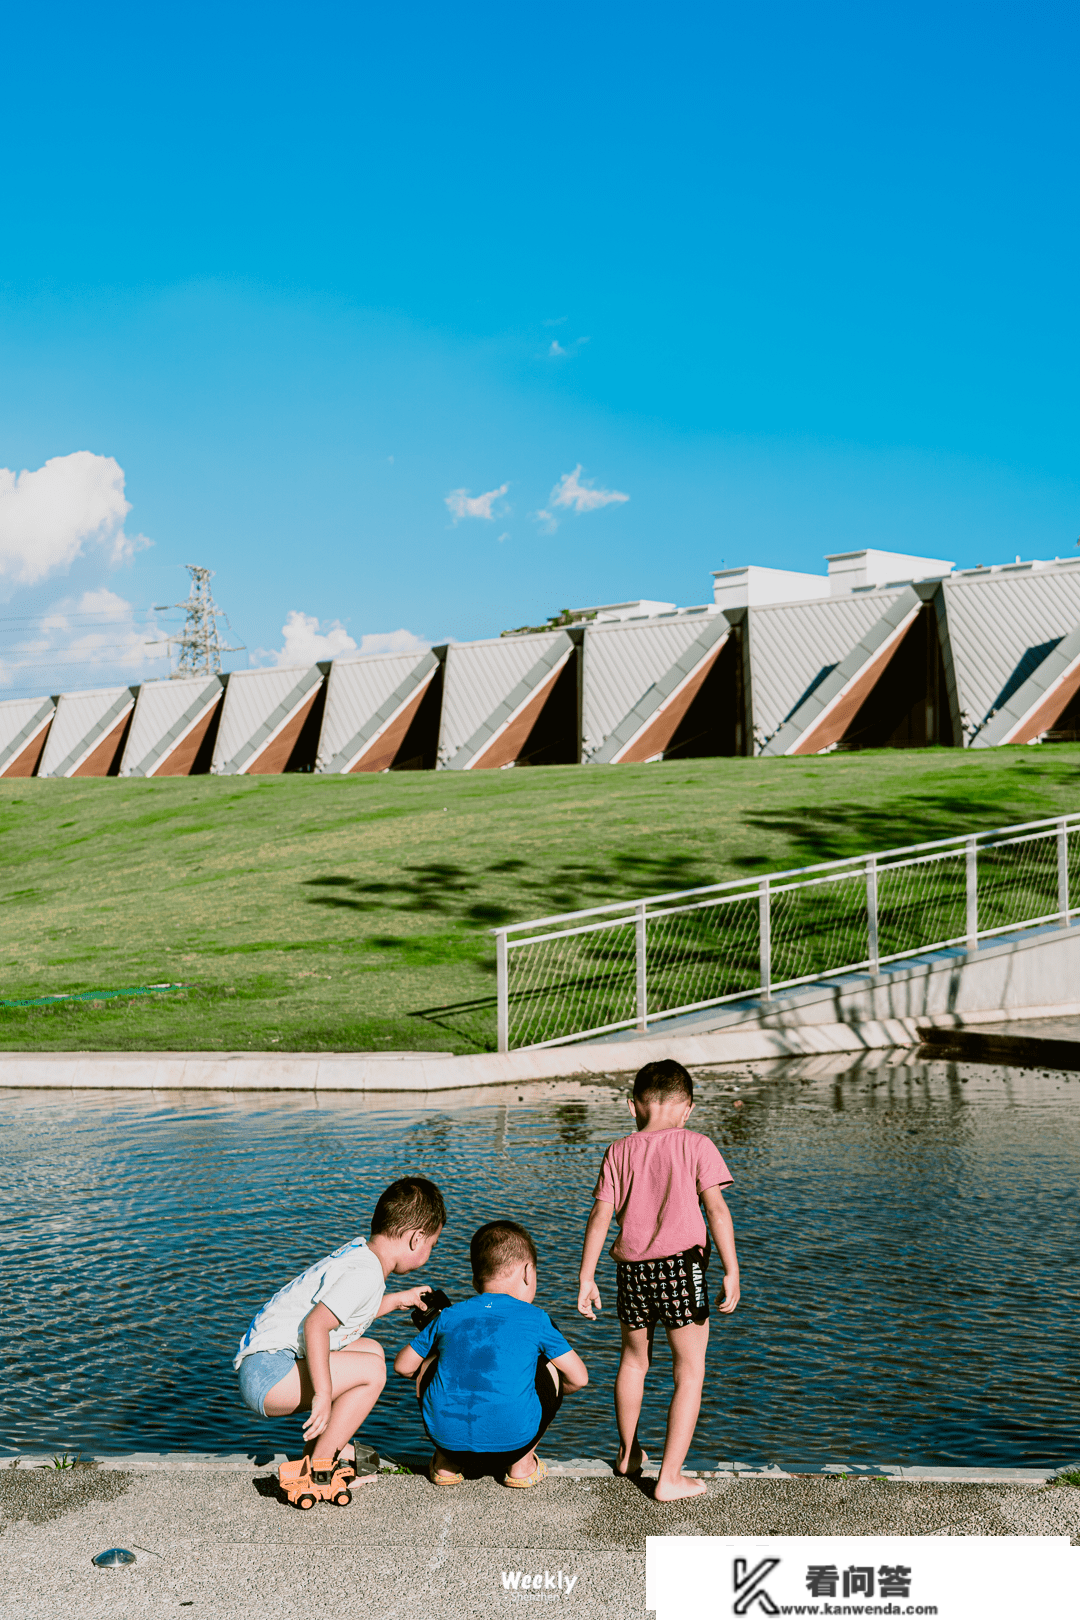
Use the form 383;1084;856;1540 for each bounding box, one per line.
37;685;138;778
741;589;906;751
0;695;56;777
317;649;441;773
942;561;1080;740
438;632;574;769
582;614;730;764
212;664;325;775
759;587;924;756
119;676;225;777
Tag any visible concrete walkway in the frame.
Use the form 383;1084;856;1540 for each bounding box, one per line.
3;1459;1078;1620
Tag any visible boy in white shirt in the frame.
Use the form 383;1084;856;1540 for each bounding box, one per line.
235;1176;445;1472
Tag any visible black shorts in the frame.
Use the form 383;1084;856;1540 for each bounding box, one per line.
616;1243;710;1330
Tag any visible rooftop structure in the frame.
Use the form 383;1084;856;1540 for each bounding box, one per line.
438;632;577;769
317;649;444;773
37;685;138;778
211;665;327;775
119;675;226;777
0;696;56;778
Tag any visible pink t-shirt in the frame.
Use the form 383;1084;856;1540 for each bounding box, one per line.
593;1127;733;1263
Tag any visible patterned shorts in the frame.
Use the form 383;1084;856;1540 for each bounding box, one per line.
615;1244;710;1330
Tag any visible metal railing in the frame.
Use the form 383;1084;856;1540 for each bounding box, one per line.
492;812;1080;1052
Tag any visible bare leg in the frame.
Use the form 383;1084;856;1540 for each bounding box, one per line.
653;1321;709;1502
263;1337;387;1462
614;1324;654;1476
506;1362;559;1480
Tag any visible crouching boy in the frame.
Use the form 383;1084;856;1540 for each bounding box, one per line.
234;1176;445;1477
395;1220;588;1487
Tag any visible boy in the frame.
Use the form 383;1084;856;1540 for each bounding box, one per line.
235;1175;445;1473
395;1219;588;1487
577;1059;739;1502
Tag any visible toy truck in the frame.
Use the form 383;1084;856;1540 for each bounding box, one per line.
278;1453;355;1510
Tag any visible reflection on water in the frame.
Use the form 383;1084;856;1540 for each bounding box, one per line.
1;1054;1078;1467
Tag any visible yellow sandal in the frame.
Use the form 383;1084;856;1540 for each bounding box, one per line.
504;1457;547;1489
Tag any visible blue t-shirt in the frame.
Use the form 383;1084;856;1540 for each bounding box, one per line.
410;1293;572;1454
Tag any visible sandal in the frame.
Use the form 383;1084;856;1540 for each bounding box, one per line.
429;1456;464;1487
504;1457;547;1489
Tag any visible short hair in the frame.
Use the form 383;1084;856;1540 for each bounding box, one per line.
633;1059;693;1105
370;1176;446;1238
470;1220;537;1287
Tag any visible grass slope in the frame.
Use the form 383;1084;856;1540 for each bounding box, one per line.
2;746;1079;1053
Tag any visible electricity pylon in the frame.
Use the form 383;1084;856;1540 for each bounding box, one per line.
158;565;244;677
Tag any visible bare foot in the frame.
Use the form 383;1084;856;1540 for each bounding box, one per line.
508;1450;538;1481
614;1445;648;1477
653;1475;708;1502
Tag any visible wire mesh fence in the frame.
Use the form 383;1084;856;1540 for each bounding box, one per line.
495;813;1080;1051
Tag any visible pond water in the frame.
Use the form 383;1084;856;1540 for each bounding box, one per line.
2;1056;1078;1468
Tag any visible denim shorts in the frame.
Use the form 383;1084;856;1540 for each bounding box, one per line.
237;1348;298;1416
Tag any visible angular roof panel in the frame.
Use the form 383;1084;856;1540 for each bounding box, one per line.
972;622;1080;746
942;562;1080;739
317;650;439;773
0;695;56;777
119;676;224;777
745;590;905;751
438;632;574;769
212;665;325;775
761;588;924;756
38;686;138;778
582;614;729;763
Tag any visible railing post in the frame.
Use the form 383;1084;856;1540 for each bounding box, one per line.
1058;818;1070;927
966;836;978;950
635;901;648;1031
759;878;771;1000
496;930;509;1054
866;855;879;974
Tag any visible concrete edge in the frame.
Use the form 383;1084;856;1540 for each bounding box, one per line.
0;1020;925;1093
2;1452;1064;1485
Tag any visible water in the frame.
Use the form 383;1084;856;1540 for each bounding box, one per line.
2;1056;1078;1468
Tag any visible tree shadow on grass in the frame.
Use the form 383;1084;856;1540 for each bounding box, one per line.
736;791;1064;870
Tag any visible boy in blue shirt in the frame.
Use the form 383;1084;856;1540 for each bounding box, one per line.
395;1220;588;1487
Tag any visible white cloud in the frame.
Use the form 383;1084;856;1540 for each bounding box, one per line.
548;341;567;358
0;587;167;692
550;465;629;515
444;482;510;523
263;610;359;666
534;508;558;535
0;452;148;586
255;614;430;667
356;628;430;656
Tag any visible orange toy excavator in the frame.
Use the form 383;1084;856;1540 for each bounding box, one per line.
278;1453;357;1510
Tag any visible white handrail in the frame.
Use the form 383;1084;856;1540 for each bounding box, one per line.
493;811;1079;1052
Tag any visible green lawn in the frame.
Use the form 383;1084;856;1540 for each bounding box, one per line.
2;745;1079;1053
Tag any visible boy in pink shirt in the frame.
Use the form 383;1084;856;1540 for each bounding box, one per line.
577;1058;740;1502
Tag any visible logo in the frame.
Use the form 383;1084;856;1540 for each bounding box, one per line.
733;1557;780;1615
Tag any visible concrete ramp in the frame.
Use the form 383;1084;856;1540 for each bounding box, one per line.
0;695;56;778
119;676;225;777
317;649;443;773
582;612;732;763
37;685;138;777
212;665;327;775
438;632;577;769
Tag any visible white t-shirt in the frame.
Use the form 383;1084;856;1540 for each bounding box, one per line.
234;1236;386;1366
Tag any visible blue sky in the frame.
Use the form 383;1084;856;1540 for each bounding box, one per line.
0;0;1077;692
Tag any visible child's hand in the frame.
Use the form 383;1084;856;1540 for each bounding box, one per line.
394;1286;433;1312
716;1274;740;1314
577;1279;602;1319
303;1391;332;1442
